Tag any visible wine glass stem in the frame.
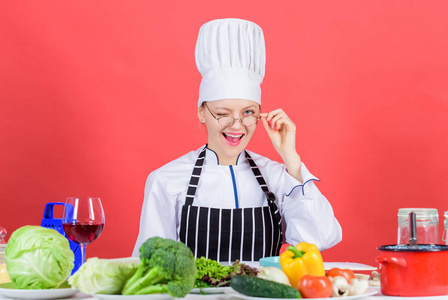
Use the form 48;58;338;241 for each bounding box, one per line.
80;243;87;264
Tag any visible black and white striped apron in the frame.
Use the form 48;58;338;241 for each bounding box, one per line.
179;147;282;262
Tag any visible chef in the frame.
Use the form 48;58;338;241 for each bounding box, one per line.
132;18;342;262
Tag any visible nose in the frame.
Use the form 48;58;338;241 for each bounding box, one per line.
229;118;244;130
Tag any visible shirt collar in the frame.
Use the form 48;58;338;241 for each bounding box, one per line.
200;145;247;166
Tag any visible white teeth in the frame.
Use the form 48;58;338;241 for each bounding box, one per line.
225;133;243;138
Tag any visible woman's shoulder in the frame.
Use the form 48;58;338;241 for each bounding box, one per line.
245;149;284;169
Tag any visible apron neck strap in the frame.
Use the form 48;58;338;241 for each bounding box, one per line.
185;146;207;206
185;148;275;205
244;151;277;203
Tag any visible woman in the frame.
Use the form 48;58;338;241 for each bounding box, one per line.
132;18;342;262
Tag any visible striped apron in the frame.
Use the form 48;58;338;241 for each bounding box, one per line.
179;147;282;262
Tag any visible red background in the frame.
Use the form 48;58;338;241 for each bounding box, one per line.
1;1;447;267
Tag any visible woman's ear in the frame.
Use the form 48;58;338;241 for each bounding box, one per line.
198;106;205;124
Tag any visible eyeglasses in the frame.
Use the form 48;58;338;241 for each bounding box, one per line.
204;103;260;127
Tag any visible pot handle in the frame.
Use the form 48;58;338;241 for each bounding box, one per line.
376;255;407;268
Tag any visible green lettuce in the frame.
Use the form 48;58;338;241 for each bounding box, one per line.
5;225;75;289
194;257;259;288
195;257;233;287
68;257;140;294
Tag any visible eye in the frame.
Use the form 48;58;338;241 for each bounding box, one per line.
243;110;255;115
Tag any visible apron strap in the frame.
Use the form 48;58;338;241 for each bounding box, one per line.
245;151;283;247
185;147;207;206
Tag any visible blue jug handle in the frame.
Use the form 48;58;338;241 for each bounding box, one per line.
43;202;65;219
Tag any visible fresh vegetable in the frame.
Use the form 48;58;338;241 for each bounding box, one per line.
194;257;232;288
369;270;380;286
194;257;258;287
297;274;332;298
329;276;350;297
5;225;74;289
326;268;355;284
229;259;259;277
121;237;196;297
279;243;325;288
231;275;301;298
68;257;140;294
327;275;369;297
348;278;369;295
257;267;290;286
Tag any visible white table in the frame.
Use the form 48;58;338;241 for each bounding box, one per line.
61;287;448;300
1;288;448;300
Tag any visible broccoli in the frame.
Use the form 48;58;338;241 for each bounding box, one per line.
122;237;197;297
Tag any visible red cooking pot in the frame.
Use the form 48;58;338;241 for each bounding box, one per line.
377;244;448;296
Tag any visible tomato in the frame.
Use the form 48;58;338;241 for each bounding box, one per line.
297;274;332;298
326;268;356;283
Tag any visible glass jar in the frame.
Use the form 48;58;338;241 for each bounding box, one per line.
443;211;448;245
0;226;10;283
397;208;439;244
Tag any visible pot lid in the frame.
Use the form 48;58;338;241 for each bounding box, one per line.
378;244;448;252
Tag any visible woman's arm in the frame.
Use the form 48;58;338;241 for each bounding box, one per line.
132;172;178;256
260;109;303;183
260;109;342;250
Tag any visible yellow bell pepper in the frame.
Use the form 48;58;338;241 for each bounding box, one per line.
279;243;325;288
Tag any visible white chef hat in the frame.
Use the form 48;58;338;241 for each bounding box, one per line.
195;18;266;107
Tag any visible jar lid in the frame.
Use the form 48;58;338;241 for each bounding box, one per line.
398;208;438;218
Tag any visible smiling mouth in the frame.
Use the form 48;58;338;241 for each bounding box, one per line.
222;133;244;143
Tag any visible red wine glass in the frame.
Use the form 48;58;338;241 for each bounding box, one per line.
62;197;105;264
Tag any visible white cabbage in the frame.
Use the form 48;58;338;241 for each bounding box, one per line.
68;257;140;294
5;226;74;289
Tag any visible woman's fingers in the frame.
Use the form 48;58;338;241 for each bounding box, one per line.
261;109;294;131
261;109;284;121
261;116;273;135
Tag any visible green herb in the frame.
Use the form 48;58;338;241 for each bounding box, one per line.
194;257;258;288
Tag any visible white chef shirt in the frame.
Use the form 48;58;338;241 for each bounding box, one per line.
132;146;342;257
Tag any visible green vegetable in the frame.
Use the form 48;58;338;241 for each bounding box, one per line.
194;257;232;288
122;237;197;297
231;275;302;298
229;259;259;277
68;257;140;294
195;257;259;288
5;225;74;289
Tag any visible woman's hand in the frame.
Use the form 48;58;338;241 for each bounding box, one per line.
260;109;303;182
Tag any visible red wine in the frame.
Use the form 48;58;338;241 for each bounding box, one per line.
63;223;104;244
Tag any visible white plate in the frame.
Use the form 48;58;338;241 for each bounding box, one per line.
225;287;378;300
323;262;377;271
0;282;78;299
190;287;230;294
92;294;173;300
258;257;377;272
